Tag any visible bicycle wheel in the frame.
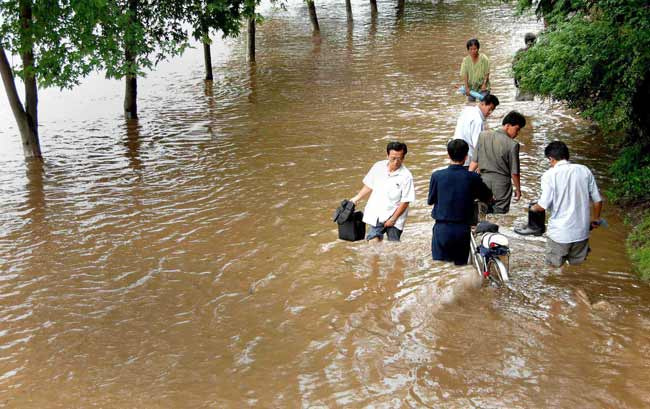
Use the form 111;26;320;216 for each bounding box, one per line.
486;258;509;285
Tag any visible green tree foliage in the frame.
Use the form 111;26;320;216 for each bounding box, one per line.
96;0;191;118
0;0;104;88
515;0;650;144
97;1;189;79
0;0;107;158
515;0;650;207
188;0;244;42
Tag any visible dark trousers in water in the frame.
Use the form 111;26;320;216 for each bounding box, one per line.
432;222;471;265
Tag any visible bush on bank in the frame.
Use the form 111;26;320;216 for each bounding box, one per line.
626;210;650;280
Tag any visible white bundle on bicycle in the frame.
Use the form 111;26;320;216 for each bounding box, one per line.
479;233;510;257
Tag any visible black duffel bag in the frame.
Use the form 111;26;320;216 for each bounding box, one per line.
333;200;366;241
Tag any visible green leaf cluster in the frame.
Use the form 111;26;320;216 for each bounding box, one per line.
0;0;109;88
515;0;650;211
606;145;650;203
626;211;650;280
188;0;246;43
514;0;650;143
1;0;258;85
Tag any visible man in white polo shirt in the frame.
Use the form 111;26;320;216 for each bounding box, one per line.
526;141;603;266
452;94;499;166
350;141;415;242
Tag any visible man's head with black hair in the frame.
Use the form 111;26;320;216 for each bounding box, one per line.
544;141;570;161
447;139;469;163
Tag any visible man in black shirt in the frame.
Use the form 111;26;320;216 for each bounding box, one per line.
428;140;493;265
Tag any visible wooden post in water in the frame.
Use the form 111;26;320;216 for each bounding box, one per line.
346;0;353;22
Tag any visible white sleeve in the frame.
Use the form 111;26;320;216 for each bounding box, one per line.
400;175;415;203
537;173;553;210
362;163;376;189
588;171;602;203
469;119;483;150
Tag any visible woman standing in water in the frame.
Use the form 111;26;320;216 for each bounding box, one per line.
460;38;490;101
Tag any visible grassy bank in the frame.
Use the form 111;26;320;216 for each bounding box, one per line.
608;146;650;280
627;213;650;280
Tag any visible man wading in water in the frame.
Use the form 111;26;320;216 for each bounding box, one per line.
517;141;604;266
350;142;416;242
428;139;493;264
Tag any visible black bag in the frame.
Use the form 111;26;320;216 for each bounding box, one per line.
476;221;499;234
333;200;366;241
338;211;366;241
333;200;355;224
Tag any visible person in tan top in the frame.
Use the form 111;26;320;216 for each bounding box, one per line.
469;111;526;213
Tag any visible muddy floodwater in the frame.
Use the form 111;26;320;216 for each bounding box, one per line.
1;0;650;407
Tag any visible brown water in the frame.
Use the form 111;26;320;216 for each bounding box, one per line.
1;0;650;407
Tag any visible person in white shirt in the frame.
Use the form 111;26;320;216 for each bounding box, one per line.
452;94;500;166
350;142;416;242
527;141;603;266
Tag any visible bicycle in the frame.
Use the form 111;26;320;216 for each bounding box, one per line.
469;202;510;286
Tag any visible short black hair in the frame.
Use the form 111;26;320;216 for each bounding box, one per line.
447;139;469;162
502;111;526;128
386;141;407;155
544;141;570;161
524;32;537;45
482;94;500;108
466;38;480;50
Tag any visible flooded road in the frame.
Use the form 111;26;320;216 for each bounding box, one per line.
1;0;650;407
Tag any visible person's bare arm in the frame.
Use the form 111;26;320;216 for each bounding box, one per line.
512;173;521;201
383;202;409;228
350;185;372;204
531;203;545;212
591;201;603;228
469;161;479;173
481;72;490;91
463;73;470;96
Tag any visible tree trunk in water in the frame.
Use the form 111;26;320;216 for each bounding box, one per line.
346;0;353;22
0;47;41;159
248;16;256;63
124;0;138;119
396;0;405;18
308;1;320;33
124;61;138;119
370;0;378;15
203;39;213;81
21;1;38;140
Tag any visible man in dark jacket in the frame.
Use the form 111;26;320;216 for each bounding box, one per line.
428;139;493;265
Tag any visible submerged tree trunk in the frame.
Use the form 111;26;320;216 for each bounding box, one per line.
124;0;138;119
0;47;41;159
203;39;213;80
346;0;353;22
370;0;378;15
124;53;138;119
307;1;320;33
248;15;256;63
396;0;405;18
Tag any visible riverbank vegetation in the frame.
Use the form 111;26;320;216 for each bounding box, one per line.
514;0;650;278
